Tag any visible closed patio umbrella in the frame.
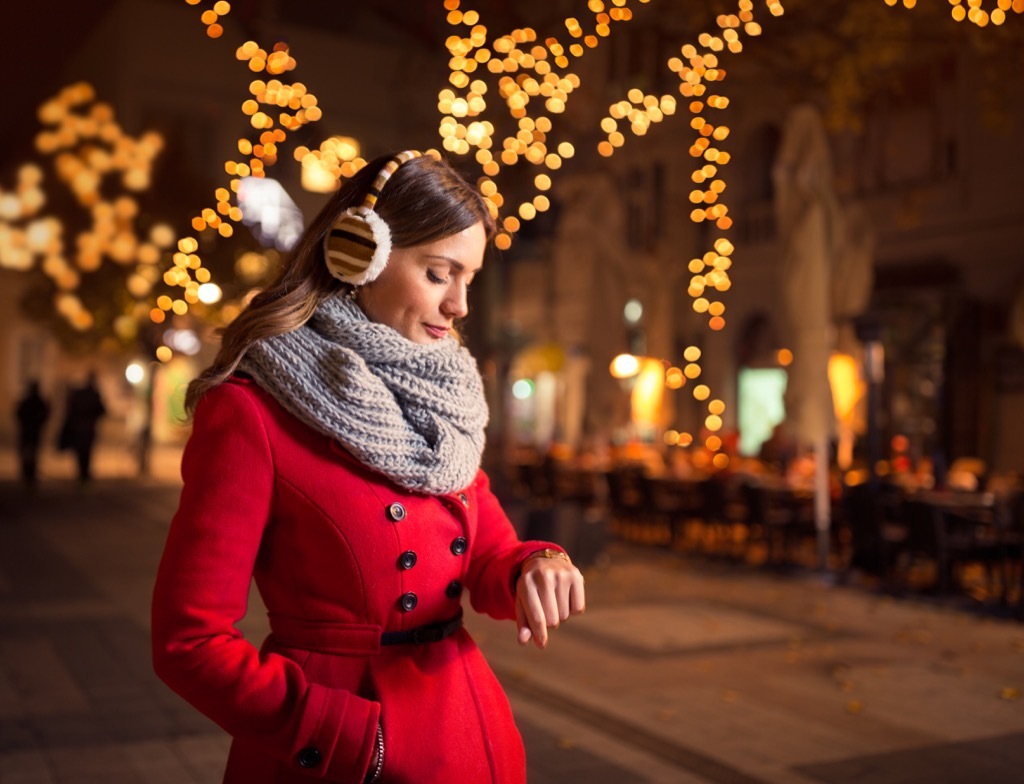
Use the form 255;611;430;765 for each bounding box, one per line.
772;103;840;569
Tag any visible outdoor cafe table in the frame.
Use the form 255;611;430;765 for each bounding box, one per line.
903;489;1001;598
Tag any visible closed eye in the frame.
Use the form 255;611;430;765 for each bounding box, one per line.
427;269;448;285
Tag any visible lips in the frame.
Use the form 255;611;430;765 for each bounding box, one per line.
424;324;449;339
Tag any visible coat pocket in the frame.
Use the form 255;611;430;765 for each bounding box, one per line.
368;636;524;784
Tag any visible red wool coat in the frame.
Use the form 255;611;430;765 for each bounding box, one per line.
151;377;563;783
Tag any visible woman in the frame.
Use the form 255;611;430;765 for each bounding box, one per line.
151;150;586;784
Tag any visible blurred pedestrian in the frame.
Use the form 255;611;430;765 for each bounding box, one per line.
152;150;586;784
58;371;107;482
15;380;50;486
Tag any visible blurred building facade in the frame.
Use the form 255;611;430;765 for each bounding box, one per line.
1;0;1022;478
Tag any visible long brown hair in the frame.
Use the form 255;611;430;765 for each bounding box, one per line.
184;152;495;416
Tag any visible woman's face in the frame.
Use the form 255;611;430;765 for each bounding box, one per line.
356;221;487;344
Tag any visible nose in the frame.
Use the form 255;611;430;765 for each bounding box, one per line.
442;281;469;319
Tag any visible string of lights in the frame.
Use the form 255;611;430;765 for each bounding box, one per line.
438;0;777;461
440;0;1020;460
4;0;1022;450
888;0;1024;27
150;1;343;364
0;82;170;338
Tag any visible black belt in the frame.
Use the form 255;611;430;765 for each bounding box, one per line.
380;610;464;645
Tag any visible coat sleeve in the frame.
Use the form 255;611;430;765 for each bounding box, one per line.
463;469;566;620
151;381;379;784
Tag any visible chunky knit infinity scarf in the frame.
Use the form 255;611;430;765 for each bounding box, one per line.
238;295;488;495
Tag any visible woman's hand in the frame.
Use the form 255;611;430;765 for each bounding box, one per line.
514;551;585;648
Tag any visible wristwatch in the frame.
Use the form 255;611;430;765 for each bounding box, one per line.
526;548;570;563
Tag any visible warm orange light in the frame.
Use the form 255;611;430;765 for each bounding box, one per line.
631;358;665;429
828;353;863;421
610;353;640;379
829;351;866;470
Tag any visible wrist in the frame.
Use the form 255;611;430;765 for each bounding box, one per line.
514;548;570;592
524;548;570;566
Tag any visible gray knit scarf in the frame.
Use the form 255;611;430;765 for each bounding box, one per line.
238;295;488;495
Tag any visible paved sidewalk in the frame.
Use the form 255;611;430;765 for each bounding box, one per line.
1;467;1023;783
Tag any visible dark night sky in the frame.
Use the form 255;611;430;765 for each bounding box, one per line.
3;1;115;161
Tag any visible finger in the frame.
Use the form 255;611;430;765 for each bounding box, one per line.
556;575;571;621
569;573;586;615
515;598;532;645
536;573;561;629
522;581;549;648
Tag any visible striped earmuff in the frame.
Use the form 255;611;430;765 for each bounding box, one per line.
323;150;423;285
